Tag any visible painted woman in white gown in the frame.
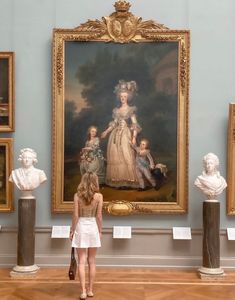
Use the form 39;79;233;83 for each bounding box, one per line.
101;80;141;188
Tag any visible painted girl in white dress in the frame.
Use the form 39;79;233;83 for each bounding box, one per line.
80;126;105;184
101;80;141;188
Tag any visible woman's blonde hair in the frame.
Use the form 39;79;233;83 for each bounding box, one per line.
77;172;99;205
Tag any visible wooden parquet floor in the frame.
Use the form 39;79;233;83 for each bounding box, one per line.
0;268;235;300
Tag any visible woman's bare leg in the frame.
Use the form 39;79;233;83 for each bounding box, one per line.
87;247;97;293
77;248;87;294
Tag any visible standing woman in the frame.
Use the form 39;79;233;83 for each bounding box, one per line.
70;172;103;299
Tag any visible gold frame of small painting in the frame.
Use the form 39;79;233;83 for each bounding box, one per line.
227;103;235;215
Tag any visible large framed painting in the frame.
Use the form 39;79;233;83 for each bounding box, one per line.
227;103;235;215
0;138;13;212
52;1;190;214
0;52;14;132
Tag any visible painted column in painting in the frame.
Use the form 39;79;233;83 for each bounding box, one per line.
194;153;227;278
9;148;47;277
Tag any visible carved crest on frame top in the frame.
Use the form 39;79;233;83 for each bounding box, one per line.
74;0;169;43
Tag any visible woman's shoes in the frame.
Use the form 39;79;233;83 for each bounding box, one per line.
87;291;94;297
80;292;87;299
79;289;94;298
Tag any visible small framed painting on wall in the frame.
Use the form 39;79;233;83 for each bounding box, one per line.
0;138;13;212
0;52;15;132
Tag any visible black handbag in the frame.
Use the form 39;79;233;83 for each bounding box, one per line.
68;247;77;280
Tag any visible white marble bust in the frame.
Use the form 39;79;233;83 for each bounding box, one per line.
194;152;227;200
9;148;47;198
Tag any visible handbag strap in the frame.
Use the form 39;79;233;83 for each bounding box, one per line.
71;247;75;259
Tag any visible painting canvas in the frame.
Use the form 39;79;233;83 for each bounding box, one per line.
52;1;189;214
0;138;13;212
65;41;178;200
0;52;14;132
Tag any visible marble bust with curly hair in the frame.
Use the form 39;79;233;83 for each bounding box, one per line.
9;148;47;197
194;153;227;200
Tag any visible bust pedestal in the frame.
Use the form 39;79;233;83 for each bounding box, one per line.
10;197;39;278
198;200;224;278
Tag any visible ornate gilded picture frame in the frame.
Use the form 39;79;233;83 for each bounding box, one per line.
0;52;15;132
52;1;190;214
227;103;235;215
0;138;13;212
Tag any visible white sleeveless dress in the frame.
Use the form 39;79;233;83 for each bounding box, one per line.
71;197;101;248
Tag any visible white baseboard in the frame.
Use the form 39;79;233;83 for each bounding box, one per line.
1;254;235;269
1;227;235;269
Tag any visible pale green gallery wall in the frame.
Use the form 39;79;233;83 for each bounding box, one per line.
0;0;235;229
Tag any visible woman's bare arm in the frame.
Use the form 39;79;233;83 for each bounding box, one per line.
96;193;103;238
70;193;79;240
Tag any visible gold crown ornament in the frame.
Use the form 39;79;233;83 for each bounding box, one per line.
114;1;131;12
